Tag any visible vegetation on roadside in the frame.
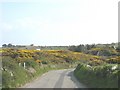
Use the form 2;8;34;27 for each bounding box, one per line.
1;42;120;88
74;63;118;88
2;56;58;88
1;49;99;88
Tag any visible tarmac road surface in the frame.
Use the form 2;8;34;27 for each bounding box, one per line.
21;69;86;88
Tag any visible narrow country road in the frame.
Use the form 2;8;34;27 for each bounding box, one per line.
21;69;86;88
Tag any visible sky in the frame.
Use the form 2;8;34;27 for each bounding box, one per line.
0;0;119;46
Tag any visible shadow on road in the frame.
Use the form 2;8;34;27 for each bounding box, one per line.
67;69;88;89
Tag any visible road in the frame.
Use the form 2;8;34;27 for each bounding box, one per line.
21;69;86;88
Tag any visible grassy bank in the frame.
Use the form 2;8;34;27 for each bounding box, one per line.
2;57;56;88
74;63;118;88
2;57;74;88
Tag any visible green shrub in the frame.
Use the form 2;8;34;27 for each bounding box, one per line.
74;63;118;88
2;57;32;88
24;59;39;69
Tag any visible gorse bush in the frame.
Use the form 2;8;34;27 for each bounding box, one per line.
2;56;60;88
106;56;120;64
2;49;83;88
1;49;104;64
1;48;119;88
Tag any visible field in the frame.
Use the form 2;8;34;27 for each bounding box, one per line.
1;46;120;88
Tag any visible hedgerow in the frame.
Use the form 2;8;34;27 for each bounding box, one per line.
74;63;118;88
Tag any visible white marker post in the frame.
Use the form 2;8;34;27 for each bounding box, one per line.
24;62;26;69
19;63;21;66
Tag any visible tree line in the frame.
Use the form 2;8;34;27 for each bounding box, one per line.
68;42;120;56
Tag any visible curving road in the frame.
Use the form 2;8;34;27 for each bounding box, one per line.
21;69;86;88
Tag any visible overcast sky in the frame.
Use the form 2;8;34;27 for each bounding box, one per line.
0;0;119;46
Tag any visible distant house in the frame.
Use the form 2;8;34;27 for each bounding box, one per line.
36;48;41;50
